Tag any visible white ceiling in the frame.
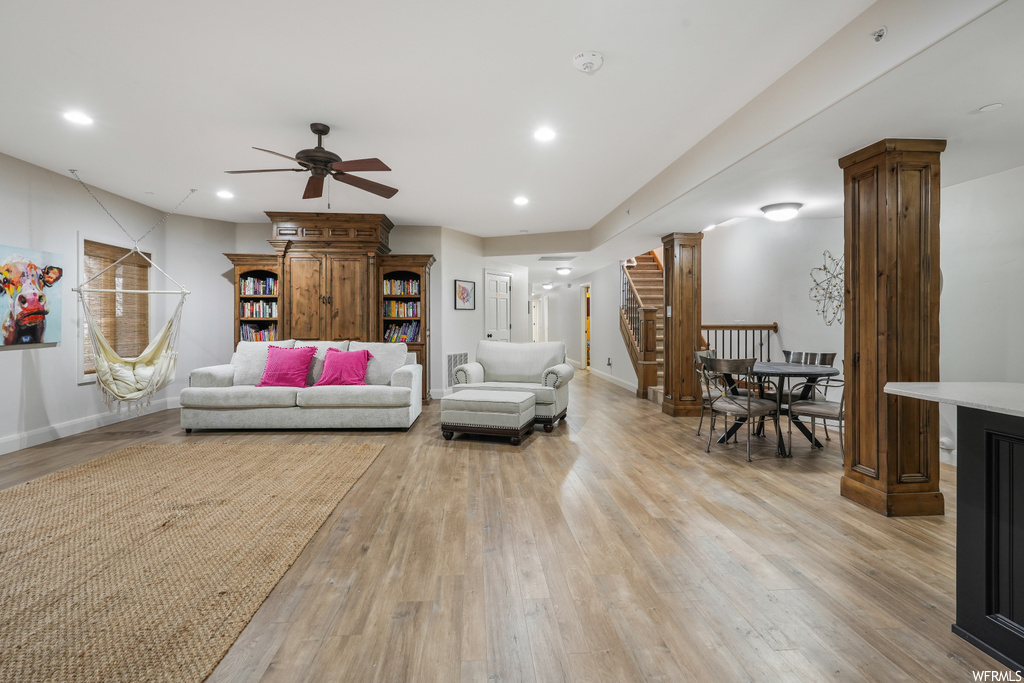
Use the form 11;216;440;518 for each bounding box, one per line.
1;0;1019;286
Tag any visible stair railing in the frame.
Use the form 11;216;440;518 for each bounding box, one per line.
620;263;661;397
700;323;779;361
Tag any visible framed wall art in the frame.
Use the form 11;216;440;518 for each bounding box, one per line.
0;244;64;348
454;279;475;310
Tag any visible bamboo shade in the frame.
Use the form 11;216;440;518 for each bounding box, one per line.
82;241;150;374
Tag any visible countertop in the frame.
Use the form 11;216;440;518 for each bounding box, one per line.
884;382;1024;419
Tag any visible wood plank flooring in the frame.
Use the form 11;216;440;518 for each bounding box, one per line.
1;372;1010;681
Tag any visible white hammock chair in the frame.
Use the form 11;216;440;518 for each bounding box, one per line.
69;170;194;415
75;248;189;415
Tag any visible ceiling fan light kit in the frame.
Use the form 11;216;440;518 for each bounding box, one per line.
225;123;398;200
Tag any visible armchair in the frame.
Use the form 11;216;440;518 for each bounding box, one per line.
452;340;574;431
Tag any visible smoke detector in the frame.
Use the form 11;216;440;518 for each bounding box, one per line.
572;51;604;74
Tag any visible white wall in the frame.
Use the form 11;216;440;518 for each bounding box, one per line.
0;153;236;455
937;165;1024;462
440;228;486;395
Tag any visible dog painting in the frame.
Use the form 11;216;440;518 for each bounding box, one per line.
0;245;63;347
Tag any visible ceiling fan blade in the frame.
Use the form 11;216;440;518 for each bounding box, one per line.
331;172;398;199
253;147;311;166
303;175;325;199
225;168;304;174
331;158;391;173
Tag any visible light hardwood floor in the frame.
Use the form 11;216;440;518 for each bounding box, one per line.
2;372;1008;681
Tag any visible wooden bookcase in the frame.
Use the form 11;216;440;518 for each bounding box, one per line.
225;253;281;347
379;254;434;400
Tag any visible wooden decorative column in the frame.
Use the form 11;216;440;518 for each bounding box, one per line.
661;232;703;417
839;139;945;516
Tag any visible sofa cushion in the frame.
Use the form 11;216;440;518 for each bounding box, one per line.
314;348;373;386
297;385;412;408
180;385;299;408
350;342;408;386
233;340;296;385
476;341;565;383
295;341;350;385
257;345;316;387
451;382;555;405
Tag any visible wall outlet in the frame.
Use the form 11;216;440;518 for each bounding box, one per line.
607;357;612;366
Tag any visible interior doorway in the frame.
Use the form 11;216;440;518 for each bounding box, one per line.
580;284;591;370
484;271;511;341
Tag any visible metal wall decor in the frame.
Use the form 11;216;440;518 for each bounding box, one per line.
809;249;844;326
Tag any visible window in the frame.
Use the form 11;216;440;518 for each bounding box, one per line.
81;240;150;374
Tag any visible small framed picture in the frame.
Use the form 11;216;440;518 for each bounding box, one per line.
454;279;476;310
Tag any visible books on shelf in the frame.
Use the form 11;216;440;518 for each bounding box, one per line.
382;278;420;296
240;300;278;319
239;275;279;296
240;322;278;342
383;300;420;318
383;320;421;343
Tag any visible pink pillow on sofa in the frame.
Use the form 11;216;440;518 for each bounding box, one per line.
256;345;317;387
314;348;374;386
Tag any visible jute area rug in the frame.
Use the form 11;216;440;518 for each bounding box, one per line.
0;441;383;682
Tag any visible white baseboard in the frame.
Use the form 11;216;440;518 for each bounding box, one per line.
0;396;179;457
589;368;638;393
567;357;583;370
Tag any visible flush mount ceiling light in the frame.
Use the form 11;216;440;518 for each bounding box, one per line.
572;51;603;74
216;190;234;199
514;196;529;206
533;126;556;142
542;283;554;290
63;110;93;125
761;202;803;221
556;267;572;275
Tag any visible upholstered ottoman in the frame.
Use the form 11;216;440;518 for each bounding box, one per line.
440;390;535;445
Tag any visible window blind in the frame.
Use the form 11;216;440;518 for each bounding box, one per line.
82;240;150;374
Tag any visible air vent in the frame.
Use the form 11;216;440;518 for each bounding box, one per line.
447;353;468;387
537;255;577;262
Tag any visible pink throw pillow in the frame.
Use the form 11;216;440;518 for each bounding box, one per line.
256;345;317;387
314;348;374;386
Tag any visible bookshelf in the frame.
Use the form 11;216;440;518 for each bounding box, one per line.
378;254;434;399
225;254;281;347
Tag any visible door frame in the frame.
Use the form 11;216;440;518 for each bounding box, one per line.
579;283;592;370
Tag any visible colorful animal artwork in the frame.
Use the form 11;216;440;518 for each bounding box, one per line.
0;246;63;347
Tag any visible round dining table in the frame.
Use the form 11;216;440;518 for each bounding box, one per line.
717;361;840;457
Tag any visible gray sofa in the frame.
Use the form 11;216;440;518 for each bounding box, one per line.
180;340;421;432
452;340;574;431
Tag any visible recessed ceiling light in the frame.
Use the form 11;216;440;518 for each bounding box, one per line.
761;202;803;221
514;196;529;206
533;127;556;142
556;267;572;275
63;110;93;125
979;103;1004;113
216;190;234;199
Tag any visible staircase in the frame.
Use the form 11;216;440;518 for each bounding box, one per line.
620;251;665;403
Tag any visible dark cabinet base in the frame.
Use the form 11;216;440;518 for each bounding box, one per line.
956;406;1024;672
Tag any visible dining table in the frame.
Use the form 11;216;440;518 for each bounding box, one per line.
716;361;840;457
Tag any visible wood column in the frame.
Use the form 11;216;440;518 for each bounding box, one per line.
839;139;945;516
661;232;703;417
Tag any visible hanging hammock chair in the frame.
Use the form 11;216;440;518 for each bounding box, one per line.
70;170;193;414
75;248;189;414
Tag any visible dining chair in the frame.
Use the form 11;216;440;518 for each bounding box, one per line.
701;356;780;461
787;377;845;455
694;348;718;436
781;350;838;438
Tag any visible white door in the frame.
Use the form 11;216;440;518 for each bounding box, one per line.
484;271;511;341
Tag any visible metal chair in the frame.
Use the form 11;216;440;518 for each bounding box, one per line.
701;356;780;461
694;348;718;436
781;350;838;438
787;377;845;455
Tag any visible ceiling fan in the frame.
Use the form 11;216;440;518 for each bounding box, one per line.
225;123;398;200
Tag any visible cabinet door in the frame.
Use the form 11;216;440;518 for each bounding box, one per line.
326;256;368;341
286;256;324;340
